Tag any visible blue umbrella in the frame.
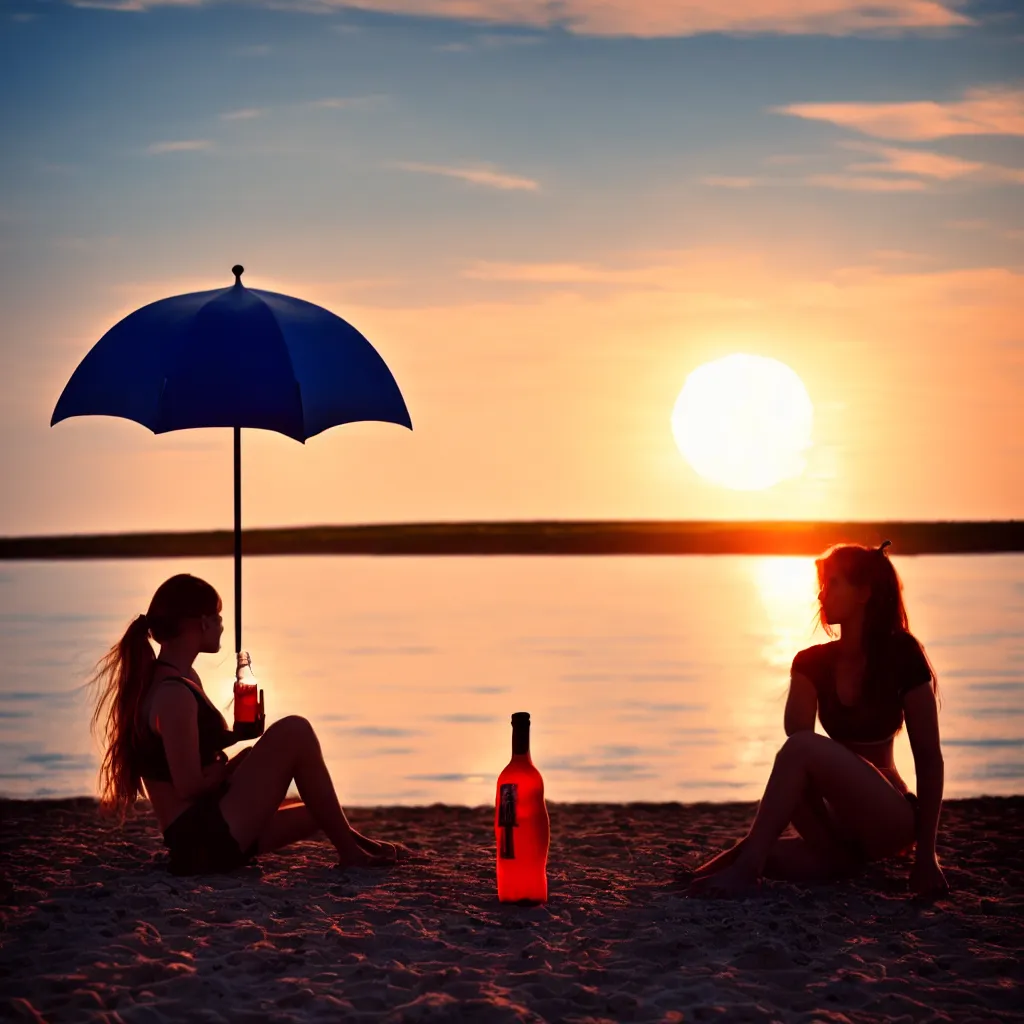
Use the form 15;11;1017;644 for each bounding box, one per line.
52;265;412;653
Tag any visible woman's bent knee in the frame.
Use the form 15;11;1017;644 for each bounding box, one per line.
776;731;819;763
266;715;317;746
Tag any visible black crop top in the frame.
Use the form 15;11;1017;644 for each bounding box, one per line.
133;675;234;783
791;631;932;744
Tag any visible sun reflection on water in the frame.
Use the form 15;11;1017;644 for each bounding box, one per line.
750;556;822;671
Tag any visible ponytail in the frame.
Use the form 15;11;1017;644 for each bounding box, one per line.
89;614;155;817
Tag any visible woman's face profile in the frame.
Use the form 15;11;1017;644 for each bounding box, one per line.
819;566;868;626
198;611;224;653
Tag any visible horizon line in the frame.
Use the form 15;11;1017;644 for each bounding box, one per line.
1;519;1021;559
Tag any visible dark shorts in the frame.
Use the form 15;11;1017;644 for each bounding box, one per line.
163;783;258;876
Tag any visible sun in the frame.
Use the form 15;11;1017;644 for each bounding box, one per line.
671;354;813;491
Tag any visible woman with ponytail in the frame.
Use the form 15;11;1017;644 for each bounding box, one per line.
689;541;949;898
90;573;400;874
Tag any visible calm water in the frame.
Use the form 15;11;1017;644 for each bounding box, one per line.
1;556;1021;804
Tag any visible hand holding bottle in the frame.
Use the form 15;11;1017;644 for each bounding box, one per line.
232;651;266;741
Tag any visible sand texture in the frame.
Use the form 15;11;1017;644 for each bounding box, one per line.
1;798;1021;1023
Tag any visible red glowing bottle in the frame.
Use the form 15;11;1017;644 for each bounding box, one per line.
232;651;265;740
495;711;549;904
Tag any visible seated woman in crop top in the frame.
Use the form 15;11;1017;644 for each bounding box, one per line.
89;573;403;875
689;541;948;899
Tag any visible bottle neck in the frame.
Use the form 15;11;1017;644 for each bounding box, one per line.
511;721;531;757
235;651;253;683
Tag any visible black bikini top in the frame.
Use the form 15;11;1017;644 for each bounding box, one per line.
133;663;233;783
791;632;932;745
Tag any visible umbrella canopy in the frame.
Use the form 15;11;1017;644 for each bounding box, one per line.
52;266;412;652
52;266;411;440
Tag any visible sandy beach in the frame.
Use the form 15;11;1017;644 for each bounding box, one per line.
1;797;1021;1023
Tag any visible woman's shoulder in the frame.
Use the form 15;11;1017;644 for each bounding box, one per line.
883;630;933;692
792;641;836;678
884;629;928;660
149;675;204;713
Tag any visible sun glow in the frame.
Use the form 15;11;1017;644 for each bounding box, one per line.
751;556;821;670
671;354;814;490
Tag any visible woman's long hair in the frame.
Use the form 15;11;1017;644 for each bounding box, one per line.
89;574;220;817
815;541;937;701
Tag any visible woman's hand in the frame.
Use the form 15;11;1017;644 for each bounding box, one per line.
910;852;949;899
200;753;229;792
225;746;252;776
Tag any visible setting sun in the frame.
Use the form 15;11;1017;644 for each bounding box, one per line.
671;354;813;491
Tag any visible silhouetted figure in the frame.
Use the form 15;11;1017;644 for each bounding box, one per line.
89;574;402;874
689;541;949;899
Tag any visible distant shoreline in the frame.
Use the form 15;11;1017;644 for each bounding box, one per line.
1;519;1021;559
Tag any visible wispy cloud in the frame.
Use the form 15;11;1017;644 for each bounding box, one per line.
369;0;972;35
71;0;202;9
775;86;1024;140
763;153;816;166
804;173;928;192
843;140;984;179
461;256;760;295
843;140;1024;184
392;161;539;191
699;170;927;192
145;139;214;154
699;175;758;189
946;219;1024;241
460;253;1024;317
221;107;265;120
465;261;654;284
437;32;546;51
66;0;972;37
218;97;380;121
308;95;384;110
703;136;1024;193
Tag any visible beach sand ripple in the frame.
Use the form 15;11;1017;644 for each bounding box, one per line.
1;798;1021;1022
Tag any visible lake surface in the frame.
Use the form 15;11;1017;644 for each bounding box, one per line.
1;555;1021;805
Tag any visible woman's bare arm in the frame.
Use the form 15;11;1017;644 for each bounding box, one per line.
784;672;818;736
151;683;227;801
903;682;949;896
903;682;944;855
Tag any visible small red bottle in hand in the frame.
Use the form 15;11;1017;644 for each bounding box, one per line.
233;651;264;739
495;712;549;904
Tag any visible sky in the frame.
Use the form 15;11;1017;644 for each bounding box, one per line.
1;0;1022;536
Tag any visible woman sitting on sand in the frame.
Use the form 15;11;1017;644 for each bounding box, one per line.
690;541;949;899
90;573;400;875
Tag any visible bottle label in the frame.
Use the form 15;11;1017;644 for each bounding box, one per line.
498;783;518;859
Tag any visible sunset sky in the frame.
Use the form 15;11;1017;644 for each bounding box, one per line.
2;0;1022;536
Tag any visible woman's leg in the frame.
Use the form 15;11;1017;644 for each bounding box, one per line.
692;779;853;880
257;802;401;860
258;804;319;854
691;732;914;895
219;716;391;866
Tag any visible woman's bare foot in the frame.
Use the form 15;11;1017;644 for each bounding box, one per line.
336;838;396;869
691;837;748;879
687;860;760;898
352;832;421;862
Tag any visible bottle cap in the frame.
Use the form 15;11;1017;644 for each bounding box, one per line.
511;712;531;726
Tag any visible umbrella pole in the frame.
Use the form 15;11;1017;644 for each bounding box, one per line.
234;426;242;657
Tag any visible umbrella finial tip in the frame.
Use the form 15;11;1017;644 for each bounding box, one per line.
232;264;245;284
